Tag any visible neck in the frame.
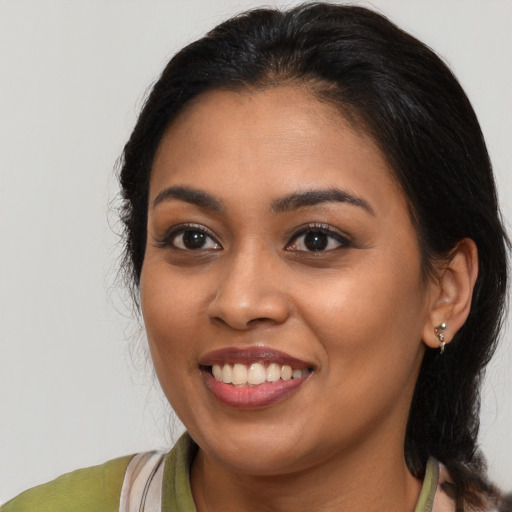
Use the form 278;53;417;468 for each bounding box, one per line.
190;431;422;512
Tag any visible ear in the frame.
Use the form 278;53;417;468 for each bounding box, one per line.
422;238;479;350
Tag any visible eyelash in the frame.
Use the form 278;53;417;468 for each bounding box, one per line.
155;222;352;253
155;223;221;251
285;223;352;253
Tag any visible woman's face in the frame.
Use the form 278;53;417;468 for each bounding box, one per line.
140;86;435;476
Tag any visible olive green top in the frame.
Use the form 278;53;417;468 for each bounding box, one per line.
1;434;440;512
415;457;439;512
0;454;133;512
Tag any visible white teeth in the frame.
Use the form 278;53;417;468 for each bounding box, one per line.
212;364;223;381
247;363;267;385
232;363;248;385
221;364;233;384
266;363;281;382
292;369;303;379
281;365;292;380
211;362;309;386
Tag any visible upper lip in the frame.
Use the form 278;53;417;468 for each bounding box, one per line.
199;346;312;369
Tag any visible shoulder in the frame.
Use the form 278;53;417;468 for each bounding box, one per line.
0;434;198;512
1;454;134;512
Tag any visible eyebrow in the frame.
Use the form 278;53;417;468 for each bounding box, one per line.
271;188;375;215
153;186;224;212
152;185;374;216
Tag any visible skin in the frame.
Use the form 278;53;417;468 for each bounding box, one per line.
140;86;477;512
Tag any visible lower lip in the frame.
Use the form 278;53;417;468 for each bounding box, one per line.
202;370;310;409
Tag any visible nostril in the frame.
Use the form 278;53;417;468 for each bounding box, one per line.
246;317;279;327
210;315;276;331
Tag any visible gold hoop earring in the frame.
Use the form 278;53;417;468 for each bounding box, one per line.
434;322;447;354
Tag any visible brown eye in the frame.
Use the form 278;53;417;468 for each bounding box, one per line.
174;229;220;250
286;225;351;253
160;224;221;251
303;231;329;251
182;230;208;249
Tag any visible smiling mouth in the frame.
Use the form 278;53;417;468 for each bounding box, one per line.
207;362;312;386
199;347;314;408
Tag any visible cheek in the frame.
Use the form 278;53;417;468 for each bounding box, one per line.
140;262;203;368
139;263;211;420
298;254;426;389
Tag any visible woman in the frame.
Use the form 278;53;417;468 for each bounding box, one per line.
1;3;509;512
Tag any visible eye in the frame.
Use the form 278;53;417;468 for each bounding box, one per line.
158;224;221;251
286;224;350;252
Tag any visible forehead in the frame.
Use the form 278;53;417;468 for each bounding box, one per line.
150;86;403;214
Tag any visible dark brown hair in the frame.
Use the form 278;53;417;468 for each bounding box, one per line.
118;4;509;509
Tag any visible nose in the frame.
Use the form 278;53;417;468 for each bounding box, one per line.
207;247;291;331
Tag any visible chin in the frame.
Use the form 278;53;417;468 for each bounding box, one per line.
187;417;329;476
